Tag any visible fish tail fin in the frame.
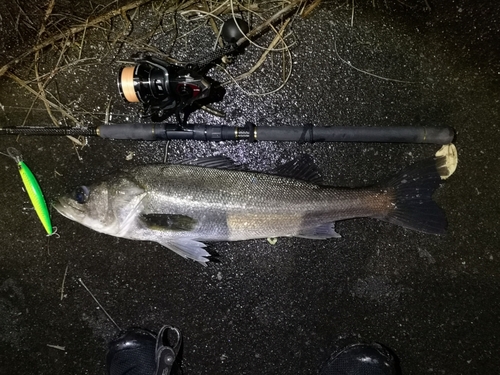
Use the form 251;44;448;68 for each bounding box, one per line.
381;157;449;234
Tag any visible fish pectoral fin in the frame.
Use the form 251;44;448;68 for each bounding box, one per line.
140;214;197;231
157;238;210;265
296;222;341;239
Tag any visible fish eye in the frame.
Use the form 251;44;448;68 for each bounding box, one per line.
73;186;90;204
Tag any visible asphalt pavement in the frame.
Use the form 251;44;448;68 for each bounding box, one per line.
0;1;498;374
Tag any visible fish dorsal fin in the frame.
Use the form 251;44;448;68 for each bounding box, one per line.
178;156;239;170
273;155;323;184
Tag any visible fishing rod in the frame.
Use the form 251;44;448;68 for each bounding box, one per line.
92;4;456;145
0;3;455;145
0;123;455;144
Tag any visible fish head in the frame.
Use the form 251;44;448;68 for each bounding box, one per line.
53;171;146;236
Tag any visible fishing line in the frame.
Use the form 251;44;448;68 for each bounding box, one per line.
163;140;170;164
0;147;22;162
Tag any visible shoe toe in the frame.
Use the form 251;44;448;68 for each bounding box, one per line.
106;329;157;375
319;342;399;375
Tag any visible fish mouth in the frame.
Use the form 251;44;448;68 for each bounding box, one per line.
52;198;86;222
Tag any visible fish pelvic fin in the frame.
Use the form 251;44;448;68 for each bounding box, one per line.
158;238;211;265
381;156;449;234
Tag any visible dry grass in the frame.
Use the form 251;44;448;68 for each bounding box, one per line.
1;0;318;134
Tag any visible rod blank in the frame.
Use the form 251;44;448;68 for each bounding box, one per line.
0;123;455;144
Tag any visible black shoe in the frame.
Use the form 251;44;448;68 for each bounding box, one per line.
106;326;182;375
319;342;400;375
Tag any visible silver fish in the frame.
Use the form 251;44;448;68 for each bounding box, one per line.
53;156;449;264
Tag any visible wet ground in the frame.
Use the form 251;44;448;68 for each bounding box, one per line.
0;0;499;374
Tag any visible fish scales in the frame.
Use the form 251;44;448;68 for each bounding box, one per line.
54;156;449;264
132;164;391;241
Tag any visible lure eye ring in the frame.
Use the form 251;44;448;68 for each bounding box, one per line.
73;186;90;204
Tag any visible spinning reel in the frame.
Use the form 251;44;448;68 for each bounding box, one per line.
117;18;249;123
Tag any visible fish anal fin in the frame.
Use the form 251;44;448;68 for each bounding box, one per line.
297;222;341;239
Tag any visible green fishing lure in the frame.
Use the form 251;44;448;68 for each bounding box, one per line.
3;147;53;235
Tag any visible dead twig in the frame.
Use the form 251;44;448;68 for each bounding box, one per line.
46;344;66;351
233;18;291;81
202;0;224;48
221;17;293;96
6;72;79;122
301;0;322;18
0;0;155;77
351;0;355;27
34;0;59;126
60;263;69;301
34;0;59;127
236;0;304;47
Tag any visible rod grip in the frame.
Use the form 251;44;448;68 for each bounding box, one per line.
97;123;165;140
255;125;455;144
